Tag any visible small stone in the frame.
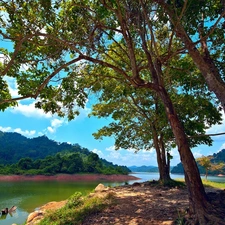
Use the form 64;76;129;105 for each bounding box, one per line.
26;210;43;223
135;208;142;213
95;183;107;192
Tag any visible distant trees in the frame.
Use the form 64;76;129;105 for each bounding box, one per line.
172;150;225;177
196;156;225;179
0;152;130;175
0;131;91;165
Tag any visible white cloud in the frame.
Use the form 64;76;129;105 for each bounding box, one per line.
47;126;55;133
11;102;52;119
0;126;36;137
47;118;64;133
207;113;225;140
193;151;203;159
219;142;225;151
0;53;10;64
51;118;64;127
0;126;12;132
92;148;104;157
7;78;19;97
93;145;160;167
105;146;116;151
38;131;44;136
14;128;36;136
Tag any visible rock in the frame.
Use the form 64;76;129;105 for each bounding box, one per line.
132;182;141;187
95;183;108;192
26;210;44;224
26;200;67;225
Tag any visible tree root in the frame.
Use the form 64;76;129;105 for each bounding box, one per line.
184;190;225;225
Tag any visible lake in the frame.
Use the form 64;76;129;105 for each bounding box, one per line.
0;173;224;225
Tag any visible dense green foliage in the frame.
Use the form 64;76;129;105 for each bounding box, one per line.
0;131;130;175
171;149;225;175
0;131;90;164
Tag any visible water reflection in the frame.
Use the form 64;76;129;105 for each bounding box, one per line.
0;172;224;225
129;172;225;183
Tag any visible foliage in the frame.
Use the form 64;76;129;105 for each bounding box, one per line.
196;156;212;179
39;191;115;225
0;151;130;175
0;131;90;164
1;1;225;222
172;149;225;176
0;131;130;175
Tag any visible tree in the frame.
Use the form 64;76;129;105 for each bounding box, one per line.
196;156;212;179
197;156;225;179
80;52;221;185
0;1;224;223
17;157;33;170
154;0;225;113
84;152;102;173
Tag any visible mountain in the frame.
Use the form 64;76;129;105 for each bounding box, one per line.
0;131;90;164
171;149;225;175
0;131;131;175
129;165;159;172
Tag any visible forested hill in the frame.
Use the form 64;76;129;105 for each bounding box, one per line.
0;131;130;175
0;131;91;164
129;165;159;172
171;149;225;175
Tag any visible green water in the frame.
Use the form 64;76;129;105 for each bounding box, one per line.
0;180;103;225
0;173;224;225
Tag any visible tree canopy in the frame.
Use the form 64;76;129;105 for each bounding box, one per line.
1;1;225;223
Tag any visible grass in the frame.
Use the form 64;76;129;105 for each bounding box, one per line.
175;178;225;189
201;179;225;189
38;191;115;225
37;179;224;225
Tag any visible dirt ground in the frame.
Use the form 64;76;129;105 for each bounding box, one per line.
82;182;224;225
25;177;224;225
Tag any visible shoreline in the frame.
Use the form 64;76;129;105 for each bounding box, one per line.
0;173;139;182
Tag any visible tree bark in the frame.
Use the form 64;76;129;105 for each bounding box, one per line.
155;0;225;113
152;125;171;184
175;25;225;113
157;85;211;224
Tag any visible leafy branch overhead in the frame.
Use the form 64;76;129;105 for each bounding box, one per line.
1;1;225;224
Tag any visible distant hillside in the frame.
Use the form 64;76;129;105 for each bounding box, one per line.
171;149;225;175
0;131;90;164
129;165;159;172
0;131;130;175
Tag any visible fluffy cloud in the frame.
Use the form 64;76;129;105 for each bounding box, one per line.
0;126;12;132
207;113;225;140
14;128;36;136
92;145;159;167
47;118;64;133
0;126;36;136
219;143;225;151
11;102;52;119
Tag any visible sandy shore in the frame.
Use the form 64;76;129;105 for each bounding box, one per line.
0;174;139;182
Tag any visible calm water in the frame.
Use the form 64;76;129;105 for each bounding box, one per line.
0;173;224;225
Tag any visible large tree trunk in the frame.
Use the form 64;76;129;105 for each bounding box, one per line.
175;26;225;113
156;0;225;113
152;125;172;184
159;133;171;183
157;86;215;224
